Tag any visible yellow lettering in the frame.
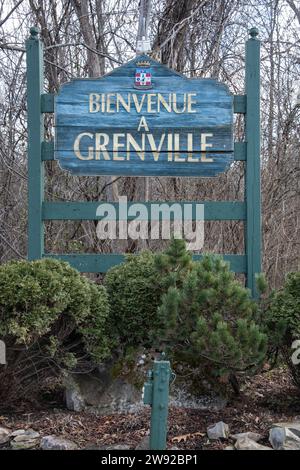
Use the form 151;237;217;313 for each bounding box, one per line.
132;94;145;113
74;132;94;160
147;133;165;161
89;93;101;113
127;133;145;160
187;133;199;162
201;133;213;162
174;134;185;161
187;93;197;113
113;133;125;160
173;93;186;114
167;134;173;161
95;133;110;160
116;94;131;113
106;93;116;113
157;93;172;113
147;94;157;113
137;116;149;132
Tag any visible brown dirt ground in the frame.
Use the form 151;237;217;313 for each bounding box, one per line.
1;367;299;450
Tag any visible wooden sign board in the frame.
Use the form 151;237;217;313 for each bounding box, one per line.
55;54;233;177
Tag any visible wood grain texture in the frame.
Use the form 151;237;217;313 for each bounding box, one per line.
55;54;234;177
44;253;246;273
42;201;246;221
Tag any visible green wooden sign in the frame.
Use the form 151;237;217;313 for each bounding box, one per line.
26;27;261;298
55;56;233;177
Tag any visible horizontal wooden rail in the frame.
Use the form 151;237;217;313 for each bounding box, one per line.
43;253;246;273
42;201;246;221
41;93;54;113
233;95;246;113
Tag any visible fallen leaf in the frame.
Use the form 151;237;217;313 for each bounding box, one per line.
172;432;205;443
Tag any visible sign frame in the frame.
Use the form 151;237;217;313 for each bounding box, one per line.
26;27;261;298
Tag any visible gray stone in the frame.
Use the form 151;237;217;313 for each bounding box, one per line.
269;426;300;450
103;444;131;450
135;435;150;450
41;435;78;450
65;368;142;415
224;446;235;450
11;439;39;450
11;429;26;437
207;421;229;440
231;432;262;442
0;426;11;445
13;429;40;441
235;437;272;450
273;421;300;438
11;429;40;449
65;387;85;412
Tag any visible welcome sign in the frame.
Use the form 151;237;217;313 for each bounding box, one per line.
55;54;233;177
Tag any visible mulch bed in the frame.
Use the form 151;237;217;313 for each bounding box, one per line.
1;367;299;450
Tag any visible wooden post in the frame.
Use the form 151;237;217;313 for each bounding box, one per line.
143;359;171;450
245;28;261;298
26;27;44;260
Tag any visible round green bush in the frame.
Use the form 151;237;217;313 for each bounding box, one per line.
0;258;110;408
104;251;161;349
264;272;300;387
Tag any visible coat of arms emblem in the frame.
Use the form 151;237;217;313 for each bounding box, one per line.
134;60;152;89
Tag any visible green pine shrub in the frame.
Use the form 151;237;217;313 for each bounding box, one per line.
105;239;267;394
263;272;300;387
0;258;110;409
154;246;267;394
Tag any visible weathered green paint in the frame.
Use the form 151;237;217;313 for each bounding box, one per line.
145;360;170;450
26;27;44;260
43;253;247;274
234;142;246;161
26;28;261;298
42;201;246;221
245;28;261;298
41;93;54;113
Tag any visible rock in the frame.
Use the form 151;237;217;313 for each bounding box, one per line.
65;387;85;412
64;367;142;414
235;437;272;450
11;429;26;437
269;426;300;450
231;432;262;442
102;444;131;450
11;439;39;450
207;421;229;440
13;429;40;440
273;421;300;438
224;446;235;450
11;429;40;449
0;426;11;445
41;435;78;450
135;435;150;450
85;443;130;450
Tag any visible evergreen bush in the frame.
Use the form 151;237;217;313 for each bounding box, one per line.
264;272;300;387
0;258;110;408
104;251;160;349
154;244;267;393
